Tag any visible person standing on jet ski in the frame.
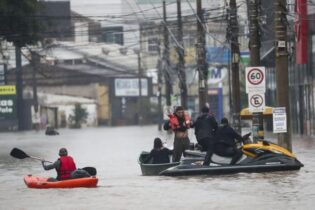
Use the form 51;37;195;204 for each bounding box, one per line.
214;118;245;165
163;106;193;162
193;106;218;166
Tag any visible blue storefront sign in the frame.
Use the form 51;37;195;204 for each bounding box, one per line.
206;47;230;65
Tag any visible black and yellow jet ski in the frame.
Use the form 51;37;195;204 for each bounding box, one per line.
160;139;304;176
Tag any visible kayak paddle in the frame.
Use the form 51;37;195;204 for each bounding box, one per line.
10;147;52;163
10;148;97;176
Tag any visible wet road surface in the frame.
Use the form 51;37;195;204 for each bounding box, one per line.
0;126;315;210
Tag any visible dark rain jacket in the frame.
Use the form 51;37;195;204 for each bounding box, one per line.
193;113;218;141
216;124;244;147
144;148;173;164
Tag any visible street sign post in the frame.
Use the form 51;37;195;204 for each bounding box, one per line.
245;67;266;93
245;66;266;142
248;92;265;113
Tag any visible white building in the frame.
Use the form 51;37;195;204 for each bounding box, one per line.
31;92;98;128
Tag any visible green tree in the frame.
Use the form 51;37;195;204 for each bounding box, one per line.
0;0;41;47
69;103;89;128
0;0;41;130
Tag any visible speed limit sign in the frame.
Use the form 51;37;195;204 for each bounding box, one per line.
245;67;266;93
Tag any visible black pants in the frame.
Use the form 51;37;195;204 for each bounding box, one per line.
214;143;243;165
197;138;209;151
201;137;216;166
173;136;190;162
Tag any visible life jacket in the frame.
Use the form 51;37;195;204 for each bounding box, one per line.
169;113;191;131
58;156;76;180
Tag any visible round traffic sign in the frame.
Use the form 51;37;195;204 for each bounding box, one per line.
247;68;264;85
250;94;264;107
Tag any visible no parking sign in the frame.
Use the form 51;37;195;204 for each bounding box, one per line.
246;67;266;93
248;92;265;113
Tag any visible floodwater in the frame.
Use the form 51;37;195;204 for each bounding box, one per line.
0;126;315;210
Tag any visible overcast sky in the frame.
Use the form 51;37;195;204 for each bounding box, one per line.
67;0;122;17
70;0;121;5
44;0;121;6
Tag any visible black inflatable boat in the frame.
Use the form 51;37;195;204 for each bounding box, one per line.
138;151;179;176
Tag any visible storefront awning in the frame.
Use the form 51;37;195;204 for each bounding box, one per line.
240;106;273;118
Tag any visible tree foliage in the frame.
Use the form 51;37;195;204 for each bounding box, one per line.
0;0;41;47
69;103;89;129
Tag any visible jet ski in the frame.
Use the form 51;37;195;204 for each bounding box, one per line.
160;137;304;176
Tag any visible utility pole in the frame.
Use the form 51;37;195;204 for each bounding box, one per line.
196;0;208;112
157;40;163;131
275;0;292;151
229;0;241;132
3;63;7;84
176;0;187;109
1;41;9;84
31;51;40;130
16;46;24;130
248;0;260;65
163;0;172;109
136;49;143;125
248;0;264;141
31;52;39;114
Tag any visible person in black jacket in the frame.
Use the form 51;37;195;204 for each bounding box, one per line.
215;118;245;165
193;106;218;166
144;138;173;164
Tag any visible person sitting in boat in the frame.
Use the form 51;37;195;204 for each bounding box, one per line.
45;125;59;136
41;148;76;181
144;138;173;164
193;106;218;166
214;118;245;165
163;106;193;162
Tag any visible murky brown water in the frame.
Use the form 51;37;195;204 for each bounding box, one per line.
0;126;314;210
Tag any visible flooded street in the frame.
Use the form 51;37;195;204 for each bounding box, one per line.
1;126;315;210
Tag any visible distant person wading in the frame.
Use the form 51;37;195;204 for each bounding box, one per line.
45;125;59;136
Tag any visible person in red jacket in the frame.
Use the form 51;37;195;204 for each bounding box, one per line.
42;148;76;181
164;106;193;162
